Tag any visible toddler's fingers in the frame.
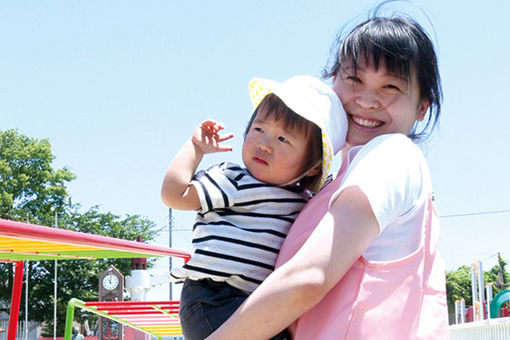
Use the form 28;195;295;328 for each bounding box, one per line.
217;133;234;142
211;122;225;135
201;121;226;136
201;119;216;128
216;145;233;152
200;119;219;131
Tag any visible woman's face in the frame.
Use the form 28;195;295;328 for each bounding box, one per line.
332;59;429;147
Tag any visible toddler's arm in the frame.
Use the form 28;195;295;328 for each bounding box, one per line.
161;119;234;210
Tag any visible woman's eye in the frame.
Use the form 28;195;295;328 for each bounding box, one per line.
344;76;362;87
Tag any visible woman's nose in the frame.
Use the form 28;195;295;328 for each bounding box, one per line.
354;89;380;110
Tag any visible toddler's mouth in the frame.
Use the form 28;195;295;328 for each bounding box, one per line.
253;156;268;165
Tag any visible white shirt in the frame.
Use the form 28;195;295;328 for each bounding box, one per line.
330;134;431;261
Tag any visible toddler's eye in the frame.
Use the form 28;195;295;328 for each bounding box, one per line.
253;127;263;133
278;136;289;143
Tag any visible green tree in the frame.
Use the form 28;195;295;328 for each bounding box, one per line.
0;129;75;223
446;256;510;315
0;129;159;335
446;265;473;308
0;129;75;313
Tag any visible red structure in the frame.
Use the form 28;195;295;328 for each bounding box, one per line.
0;218;190;340
64;299;182;340
131;236;147;270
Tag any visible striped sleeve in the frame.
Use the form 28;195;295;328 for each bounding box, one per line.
191;163;236;212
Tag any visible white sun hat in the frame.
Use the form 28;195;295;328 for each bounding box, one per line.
248;75;348;191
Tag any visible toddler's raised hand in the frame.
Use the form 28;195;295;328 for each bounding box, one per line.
192;119;234;154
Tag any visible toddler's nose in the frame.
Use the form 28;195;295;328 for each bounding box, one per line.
257;141;272;154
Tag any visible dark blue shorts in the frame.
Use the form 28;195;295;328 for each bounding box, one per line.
179;278;290;340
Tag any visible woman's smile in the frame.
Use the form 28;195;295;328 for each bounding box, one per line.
350;115;383;129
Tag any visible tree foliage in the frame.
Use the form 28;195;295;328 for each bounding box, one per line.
0;129;160;336
0;129;75;223
445;254;509;312
446;265;473;307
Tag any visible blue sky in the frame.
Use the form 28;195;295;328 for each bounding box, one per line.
2;1;510;299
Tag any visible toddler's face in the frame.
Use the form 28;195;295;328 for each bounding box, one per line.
242;110;310;186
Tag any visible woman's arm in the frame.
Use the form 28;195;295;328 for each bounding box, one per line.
206;185;380;340
161;120;233;210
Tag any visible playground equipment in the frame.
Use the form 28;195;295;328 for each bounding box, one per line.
0;218;190;340
450;259;510;340
490;289;510;318
64;299;182;340
454;260;510;323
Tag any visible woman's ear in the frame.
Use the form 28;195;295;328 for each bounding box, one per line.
416;100;430;122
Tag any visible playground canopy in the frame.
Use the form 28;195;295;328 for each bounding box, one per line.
65;299;182;340
0;218;190;340
0;218;190;261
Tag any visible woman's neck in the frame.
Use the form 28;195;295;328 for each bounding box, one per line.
341;143;354;162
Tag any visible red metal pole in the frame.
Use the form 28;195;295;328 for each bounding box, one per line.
8;261;24;340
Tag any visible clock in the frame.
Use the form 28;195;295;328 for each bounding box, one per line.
98;265;124;340
102;273;120;291
99;265;123;299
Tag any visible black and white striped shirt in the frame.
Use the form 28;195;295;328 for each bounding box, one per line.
171;162;310;293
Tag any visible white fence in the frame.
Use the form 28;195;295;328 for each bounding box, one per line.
450;317;510;340
0;321;40;340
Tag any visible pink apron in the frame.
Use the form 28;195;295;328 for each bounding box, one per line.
275;169;449;340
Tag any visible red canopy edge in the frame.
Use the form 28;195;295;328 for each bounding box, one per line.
0;218;190;261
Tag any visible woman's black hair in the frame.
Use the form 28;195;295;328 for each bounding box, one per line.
323;14;442;141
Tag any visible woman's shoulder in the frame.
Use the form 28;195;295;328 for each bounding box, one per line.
344;133;431;193
349;133;426;168
364;133;421;154
338;134;432;240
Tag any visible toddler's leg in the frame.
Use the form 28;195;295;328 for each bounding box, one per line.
270;329;291;340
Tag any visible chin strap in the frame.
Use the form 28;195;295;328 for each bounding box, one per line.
278;160;322;189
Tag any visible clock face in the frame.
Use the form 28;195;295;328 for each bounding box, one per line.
102;273;119;291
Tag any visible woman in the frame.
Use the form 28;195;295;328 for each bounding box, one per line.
207;15;449;340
